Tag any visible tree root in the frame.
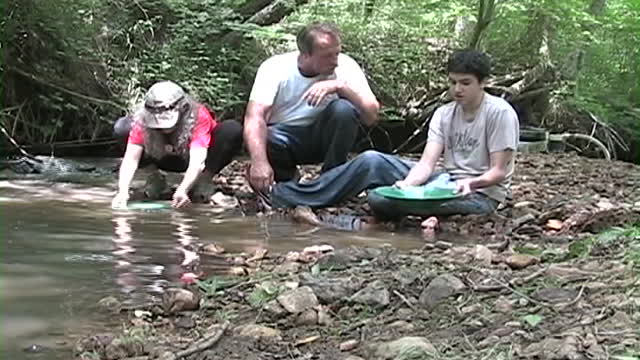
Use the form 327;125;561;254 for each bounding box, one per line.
160;321;230;360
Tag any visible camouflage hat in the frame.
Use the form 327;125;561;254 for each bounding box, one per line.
143;81;185;129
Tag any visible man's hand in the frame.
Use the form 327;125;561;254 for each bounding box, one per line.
111;191;129;209
455;178;475;195
303;80;342;107
248;161;274;193
172;189;191;208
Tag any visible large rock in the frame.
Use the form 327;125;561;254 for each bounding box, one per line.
374;337;436;359
350;280;390;307
418;274;466;310
301;274;362;304
162;288;200;314
276;286;319;313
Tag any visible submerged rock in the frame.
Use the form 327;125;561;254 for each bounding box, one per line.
97;296;122;313
74;333;116;355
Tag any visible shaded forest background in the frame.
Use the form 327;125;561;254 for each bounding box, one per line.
1;0;639;162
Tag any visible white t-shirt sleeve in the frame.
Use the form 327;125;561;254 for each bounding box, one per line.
427;107;446;144
249;59;280;106
335;55;375;97
487;107;519;153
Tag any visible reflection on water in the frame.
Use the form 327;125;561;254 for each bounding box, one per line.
0;175;423;359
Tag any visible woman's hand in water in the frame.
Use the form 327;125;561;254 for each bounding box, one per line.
111;192;129;209
172;189;191;208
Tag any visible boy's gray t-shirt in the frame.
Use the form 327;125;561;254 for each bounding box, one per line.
427;93;519;203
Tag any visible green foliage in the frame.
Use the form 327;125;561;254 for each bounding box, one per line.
196;276;239;297
566;226;640;268
2;0;639;158
131;0;250;114
613;355;640;360
247;280;282;308
522;313;544;328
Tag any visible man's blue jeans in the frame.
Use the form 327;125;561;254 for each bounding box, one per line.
270;150;499;218
267;99;361;181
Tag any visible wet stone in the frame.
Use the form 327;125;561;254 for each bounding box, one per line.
97;296;122;313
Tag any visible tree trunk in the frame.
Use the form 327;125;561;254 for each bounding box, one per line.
246;0;309;26
468;0;496;49
364;0;376;19
572;0;607;92
238;0;275;18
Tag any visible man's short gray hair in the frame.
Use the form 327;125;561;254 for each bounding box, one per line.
296;22;341;55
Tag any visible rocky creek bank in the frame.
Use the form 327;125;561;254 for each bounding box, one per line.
44;152;640;359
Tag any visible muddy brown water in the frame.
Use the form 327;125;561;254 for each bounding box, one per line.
0;159;425;359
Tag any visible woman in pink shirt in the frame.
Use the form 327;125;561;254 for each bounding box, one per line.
111;81;242;208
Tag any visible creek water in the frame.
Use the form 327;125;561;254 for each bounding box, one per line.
0;160;424;359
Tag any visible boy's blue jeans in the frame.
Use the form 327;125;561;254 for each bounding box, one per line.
270;150;498;218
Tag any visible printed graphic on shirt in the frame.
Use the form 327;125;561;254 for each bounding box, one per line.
448;128;480;158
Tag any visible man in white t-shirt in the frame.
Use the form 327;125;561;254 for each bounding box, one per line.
243;22;380;196
260;49;519;234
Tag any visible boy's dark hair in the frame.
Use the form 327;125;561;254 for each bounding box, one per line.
296;22;341;55
447;49;491;82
